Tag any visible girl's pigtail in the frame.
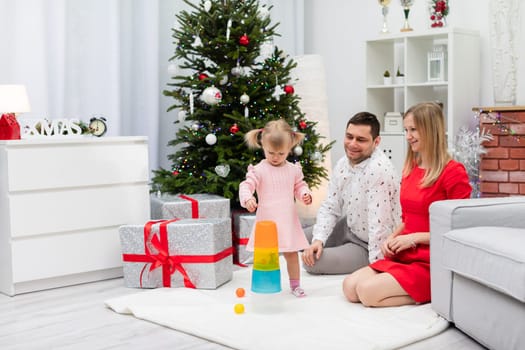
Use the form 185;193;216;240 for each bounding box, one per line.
244;128;263;149
291;130;305;147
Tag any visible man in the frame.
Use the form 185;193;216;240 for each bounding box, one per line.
302;112;401;274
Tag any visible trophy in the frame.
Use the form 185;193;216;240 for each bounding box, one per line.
378;0;391;33
400;0;414;32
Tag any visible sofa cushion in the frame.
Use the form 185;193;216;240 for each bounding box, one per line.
442;226;525;302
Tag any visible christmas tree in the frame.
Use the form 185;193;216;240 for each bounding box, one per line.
152;0;333;206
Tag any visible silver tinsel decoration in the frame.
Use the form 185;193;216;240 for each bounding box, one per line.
453;126;493;198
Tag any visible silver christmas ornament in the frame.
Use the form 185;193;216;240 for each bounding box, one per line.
214;164;230;178
311;151;322;162
293;145;303;156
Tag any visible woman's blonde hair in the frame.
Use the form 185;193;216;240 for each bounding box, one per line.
402;102;451;187
244;119;304;150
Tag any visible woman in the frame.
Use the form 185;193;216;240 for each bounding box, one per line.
342;102;471;307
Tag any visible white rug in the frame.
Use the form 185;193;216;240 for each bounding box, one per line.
105;262;448;350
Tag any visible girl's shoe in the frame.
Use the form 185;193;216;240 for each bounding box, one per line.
291;287;306;298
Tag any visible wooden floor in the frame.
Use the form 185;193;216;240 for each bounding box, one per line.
0;278;486;350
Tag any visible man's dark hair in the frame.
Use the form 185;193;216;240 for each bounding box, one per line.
346;112;380;139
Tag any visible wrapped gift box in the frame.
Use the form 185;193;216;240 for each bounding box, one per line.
232;210;255;264
150;193;230;220
119;218;233;289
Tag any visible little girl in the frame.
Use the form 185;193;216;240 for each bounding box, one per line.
239;119;312;297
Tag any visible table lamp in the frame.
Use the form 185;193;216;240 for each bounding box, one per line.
0;85;31;140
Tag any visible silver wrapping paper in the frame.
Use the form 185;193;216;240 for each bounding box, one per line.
232;211;255;264
150;193;230;220
119;218;232;289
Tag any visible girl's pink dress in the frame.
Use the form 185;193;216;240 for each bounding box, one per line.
239;160;311;252
369;160;471;303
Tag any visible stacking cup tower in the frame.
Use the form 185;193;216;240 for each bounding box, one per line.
251;221;281;293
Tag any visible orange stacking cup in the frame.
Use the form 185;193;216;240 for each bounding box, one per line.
251;220;281;293
253;221;279;248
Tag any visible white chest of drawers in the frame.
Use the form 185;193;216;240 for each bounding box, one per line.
0;137;150;296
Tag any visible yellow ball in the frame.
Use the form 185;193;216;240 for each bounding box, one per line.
234;303;245;314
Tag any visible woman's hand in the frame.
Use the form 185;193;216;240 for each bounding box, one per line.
245;197;258;212
381;235;396;258
387;234;416;255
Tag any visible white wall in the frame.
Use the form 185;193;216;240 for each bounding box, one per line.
304;0;525;165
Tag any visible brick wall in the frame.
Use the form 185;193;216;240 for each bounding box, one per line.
479;109;525;196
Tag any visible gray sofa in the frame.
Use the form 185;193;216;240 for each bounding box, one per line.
430;196;525;350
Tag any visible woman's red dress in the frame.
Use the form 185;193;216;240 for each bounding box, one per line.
369;160;471;303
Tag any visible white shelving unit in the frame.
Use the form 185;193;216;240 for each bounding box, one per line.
366;27;480;174
0;137;151;296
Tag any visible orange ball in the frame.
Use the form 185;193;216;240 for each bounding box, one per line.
234;303;245;314
235;287;245;298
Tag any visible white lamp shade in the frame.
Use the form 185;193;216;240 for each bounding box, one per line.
0;85;31;113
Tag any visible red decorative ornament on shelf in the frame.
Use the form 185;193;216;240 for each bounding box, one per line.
239;34;250;46
298;120;307;130
429;0;448;28
284;85;294;95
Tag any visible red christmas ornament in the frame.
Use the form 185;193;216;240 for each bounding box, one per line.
239;34;250;46
284;85;294;95
229;123;239;134
198;73;208;81
299;120;307;130
172;170;179;176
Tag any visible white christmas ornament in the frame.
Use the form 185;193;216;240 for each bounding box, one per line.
240;93;250;104
178;110;187;122
200;86;222;105
231;66;243;77
259;42;274;60
189;91;194;114
192;35;202;47
272;85;285;101
214;164;230;177
226;19;232;41
205;133;217;145
203;0;212;12
219;74;228;85
294;145;303;156
191;123;200;131
259;6;270;18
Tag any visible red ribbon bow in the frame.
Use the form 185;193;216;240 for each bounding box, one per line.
122;219;233;288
